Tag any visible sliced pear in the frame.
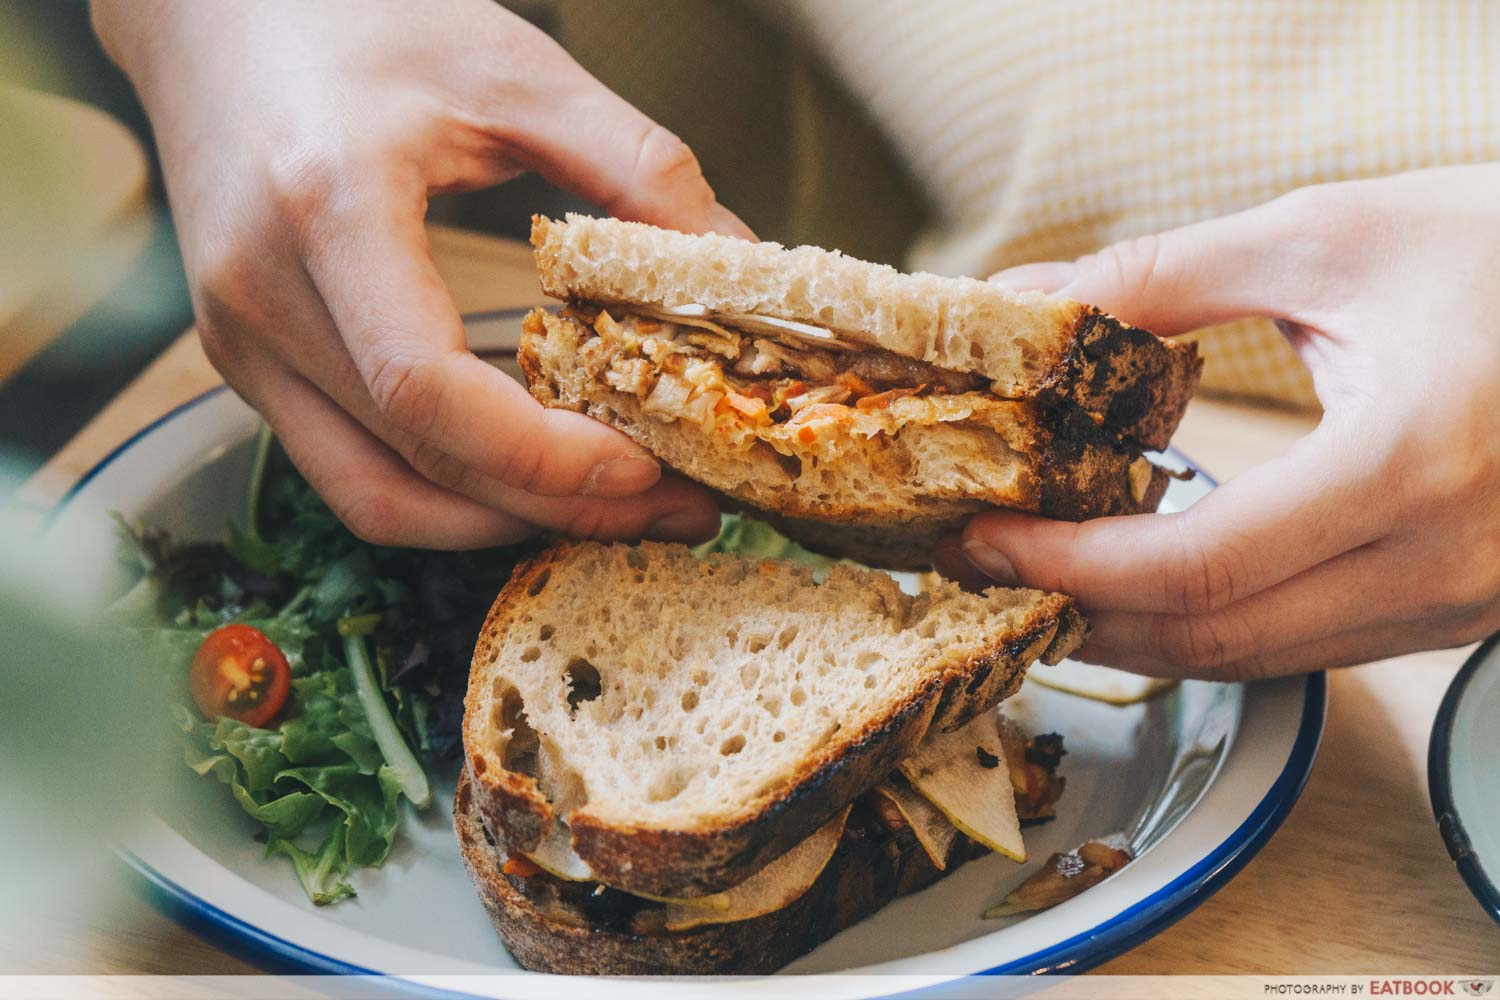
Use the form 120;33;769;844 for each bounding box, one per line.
1027;660;1176;705
522;820;595;882
872;777;959;871
899;710;1025;863
661;806;850;931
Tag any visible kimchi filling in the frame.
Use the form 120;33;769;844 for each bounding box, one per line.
566;304;994;447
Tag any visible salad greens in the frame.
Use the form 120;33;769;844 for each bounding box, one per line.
115;429;530;903
114;427;812;904
692;514;832;566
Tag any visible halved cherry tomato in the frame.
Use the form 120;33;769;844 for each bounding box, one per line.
190;624;291;728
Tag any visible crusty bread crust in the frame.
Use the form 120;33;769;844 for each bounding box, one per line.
462;542;1085;899
519;309;1169;571
454;769;990;975
531;214;1200;450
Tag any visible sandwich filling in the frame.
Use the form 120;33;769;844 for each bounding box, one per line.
491;724;1067;936
556;303;1036;457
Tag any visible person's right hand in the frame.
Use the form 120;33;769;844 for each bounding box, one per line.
93;0;749;548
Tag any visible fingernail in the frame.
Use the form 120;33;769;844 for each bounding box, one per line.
582;456;660;497
988;261;1077;293
705;203;757;242
961;539;1019;584
646;507;720;542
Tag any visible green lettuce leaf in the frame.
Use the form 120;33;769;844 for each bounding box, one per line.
692;514;832;567
267;827;357;906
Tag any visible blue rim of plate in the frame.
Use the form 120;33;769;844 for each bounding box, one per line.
56;325;1328;990
1428;632;1500;926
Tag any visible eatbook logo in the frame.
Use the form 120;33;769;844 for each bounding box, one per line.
1461;982;1493;997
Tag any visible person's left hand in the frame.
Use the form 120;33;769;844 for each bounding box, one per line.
934;163;1500;679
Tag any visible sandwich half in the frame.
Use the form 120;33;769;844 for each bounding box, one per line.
519;215;1201;568
458;540;1084;973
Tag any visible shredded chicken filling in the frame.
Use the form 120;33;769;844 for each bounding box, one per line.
566;304;996;450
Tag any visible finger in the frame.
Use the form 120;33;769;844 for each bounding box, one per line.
451;467;723;544
989;194;1318;336
255;279;722;543
499;42;754;239
1074;540;1400;675
960;418;1393;614
1074;614;1472;680
297;184;671;500
242;360;539;549
931;532;992;592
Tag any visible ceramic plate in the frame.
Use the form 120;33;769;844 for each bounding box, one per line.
1430;636;1500;926
48;309;1326;996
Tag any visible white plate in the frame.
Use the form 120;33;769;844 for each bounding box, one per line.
49;309;1325;995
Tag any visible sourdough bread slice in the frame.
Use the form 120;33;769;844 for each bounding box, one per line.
461;541;1085;899
454;767;990;975
520;309;1168;570
531;214;1201;450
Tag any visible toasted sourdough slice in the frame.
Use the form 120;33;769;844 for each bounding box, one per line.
461;541;1085;899
520;308;1169;569
531;214;1201;451
455;768;991;975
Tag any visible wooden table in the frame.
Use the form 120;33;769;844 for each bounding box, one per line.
14;227;1497;977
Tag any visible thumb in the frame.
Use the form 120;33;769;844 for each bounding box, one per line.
503;35;754;240
989;198;1312;335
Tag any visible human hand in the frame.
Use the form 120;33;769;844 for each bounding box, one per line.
93;0;749;548
937;164;1500;678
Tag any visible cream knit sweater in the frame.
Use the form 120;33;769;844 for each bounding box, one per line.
553;0;1500;407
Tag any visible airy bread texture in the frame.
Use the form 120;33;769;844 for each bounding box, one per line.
462;541;1084;898
531;214;1201;450
520;309;1167;569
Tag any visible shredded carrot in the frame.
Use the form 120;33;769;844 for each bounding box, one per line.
720;392;770;423
855;386;924;411
835;372;876;397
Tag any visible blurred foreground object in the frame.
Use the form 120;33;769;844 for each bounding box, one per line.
0;84;150;385
0;456;163;940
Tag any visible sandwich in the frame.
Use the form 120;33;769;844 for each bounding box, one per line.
457;540;1084;975
518;215;1201;568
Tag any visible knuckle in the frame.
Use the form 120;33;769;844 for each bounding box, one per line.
263;145;344;227
1438;602;1500;649
628;125;711;205
1092;232;1169;302
1153;615;1236;674
330;488;403;546
195;321;240;376
405;440;479;496
558;502;612;541
1163;531;1245;615
490;438;550;495
365;346;446;438
1425;540;1500;619
1422;424;1499;509
1265;180;1381;276
193;243;261;328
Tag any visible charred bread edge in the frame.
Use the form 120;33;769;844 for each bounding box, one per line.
462;542;1086;899
454;768;991;976
1039;306;1202;452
